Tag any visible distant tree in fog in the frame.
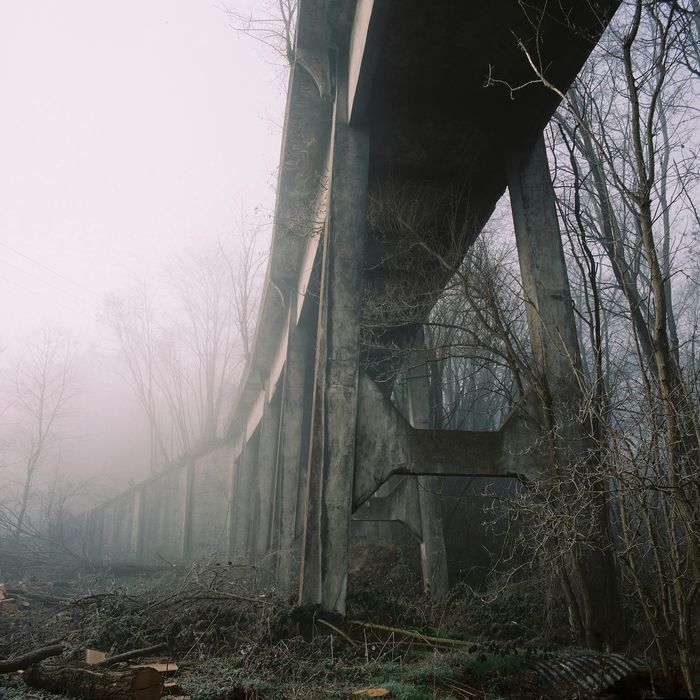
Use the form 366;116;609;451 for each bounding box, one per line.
103;227;267;471
102;280;171;469
0;327;78;542
219;224;267;364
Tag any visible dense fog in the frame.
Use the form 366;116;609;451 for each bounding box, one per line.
0;1;284;520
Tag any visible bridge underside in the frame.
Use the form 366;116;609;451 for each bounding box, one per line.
358;0;617;385
86;0;620;642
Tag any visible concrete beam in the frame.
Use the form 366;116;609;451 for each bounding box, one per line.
225;58;332;445
348;0;390;124
351;477;423;540
353;372;544;510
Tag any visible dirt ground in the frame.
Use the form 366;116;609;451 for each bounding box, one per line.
0;547;683;699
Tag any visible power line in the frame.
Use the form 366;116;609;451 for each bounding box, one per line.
0;242;102;301
0;256;96;308
0;273;92;318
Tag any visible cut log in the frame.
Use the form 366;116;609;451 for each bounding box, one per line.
25;663;162;700
353;689;391;697
130;661;178;673
94;642;168;667
85;648;107;664
0;644;64;673
0;598;19;613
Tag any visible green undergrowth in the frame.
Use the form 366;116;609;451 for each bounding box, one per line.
176;644;537;699
367;650;532;698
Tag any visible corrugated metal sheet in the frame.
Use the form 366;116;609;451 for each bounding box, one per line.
534;652;649;695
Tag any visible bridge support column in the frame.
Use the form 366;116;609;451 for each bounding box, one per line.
299;45;370;614
181;461;194;561
85;508;104;563
230;431;260;564
406;345;449;599
253;386;283;574
274;298;314;593
508;133;619;648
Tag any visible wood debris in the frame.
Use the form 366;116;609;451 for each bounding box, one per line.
0;644;65;674
130;661;179;673
0;584;31;614
25;663;163;700
93;642;168;667
85;648;107;665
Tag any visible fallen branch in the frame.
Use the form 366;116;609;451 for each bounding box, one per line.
94;642;168;667
315;618;358;648
207;590;275;606
348;621;476;649
7;588;67;606
0;644;64;673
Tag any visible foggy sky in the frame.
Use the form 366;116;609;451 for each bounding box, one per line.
0;0;285;345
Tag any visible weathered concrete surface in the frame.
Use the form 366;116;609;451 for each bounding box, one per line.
353;373;545;510
348;0;389;123
274;299;315;593
231;432;260;562
352;476;422;540
84;1;622;619
360;0;620;383
508;134;620;647
253;388;283;566
406;356;450;599
299;43;371;614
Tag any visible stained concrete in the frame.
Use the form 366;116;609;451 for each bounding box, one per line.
85;0;621;621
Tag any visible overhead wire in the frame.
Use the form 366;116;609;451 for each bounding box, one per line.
0;241;102;301
0;256;96;309
0;273;92;317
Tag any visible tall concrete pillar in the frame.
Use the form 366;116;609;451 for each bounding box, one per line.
509;136;584;407
85;508;105;563
135;488;146;563
508;133;619;648
406;341;450;599
181;461;195;561
253;386;283;568
299;43;370;614
274;297;313;593
230;430;260;563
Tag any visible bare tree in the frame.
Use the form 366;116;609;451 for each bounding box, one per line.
102;280;171;470
1;327;78;543
221;0;297;66
512;0;700;689
219;223;267;366
102;233;267;471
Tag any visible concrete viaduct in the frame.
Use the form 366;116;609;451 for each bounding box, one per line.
85;0;620;630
